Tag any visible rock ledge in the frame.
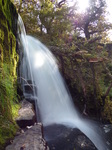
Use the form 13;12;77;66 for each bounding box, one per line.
6;124;49;150
16;100;36;128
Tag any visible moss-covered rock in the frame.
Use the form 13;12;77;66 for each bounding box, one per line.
0;0;19;149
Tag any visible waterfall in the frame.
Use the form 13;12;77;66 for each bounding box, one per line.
18;15;32;87
18;15;39;120
18;16;107;150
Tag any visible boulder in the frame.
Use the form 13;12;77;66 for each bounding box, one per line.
16;100;36;128
44;124;97;150
5;124;49;150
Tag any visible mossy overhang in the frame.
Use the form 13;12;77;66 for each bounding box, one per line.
0;0;18;37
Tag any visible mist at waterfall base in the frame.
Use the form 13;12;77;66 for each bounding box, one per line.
19;35;107;150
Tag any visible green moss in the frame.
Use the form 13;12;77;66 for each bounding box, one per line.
0;0;18;34
0;62;19;149
8;30;19;76
11;102;20;119
0;0;19;149
0;116;19;150
0;29;4;41
0;44;3;63
9;31;16;56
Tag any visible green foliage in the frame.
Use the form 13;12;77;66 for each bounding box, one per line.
0;63;18;119
0;116;18;150
102;97;112;123
12;0;73;45
0;63;20;148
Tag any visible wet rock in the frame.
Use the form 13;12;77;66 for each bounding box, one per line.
75;135;96;150
102;124;112;149
44;124;97;150
16;100;36;128
5;124;49;150
23;83;38;104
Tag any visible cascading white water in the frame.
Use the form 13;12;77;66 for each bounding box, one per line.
18;15;32;87
18;16;107;150
18;15;39;119
27;36;79;125
26;36;107;150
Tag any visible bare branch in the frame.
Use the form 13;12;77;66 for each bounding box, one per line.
58;0;66;7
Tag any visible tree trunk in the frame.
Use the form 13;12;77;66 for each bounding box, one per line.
84;23;90;39
90;63;99;117
103;82;112;105
60;56;65;76
75;62;88;114
101;62;112;105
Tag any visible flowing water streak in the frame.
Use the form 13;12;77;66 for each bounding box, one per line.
24;36;107;150
18;15;32;84
18;15;39;118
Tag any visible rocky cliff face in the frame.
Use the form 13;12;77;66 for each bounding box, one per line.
0;0;18;69
0;0;18;149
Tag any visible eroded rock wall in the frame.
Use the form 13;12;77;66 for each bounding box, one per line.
0;0;18;149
